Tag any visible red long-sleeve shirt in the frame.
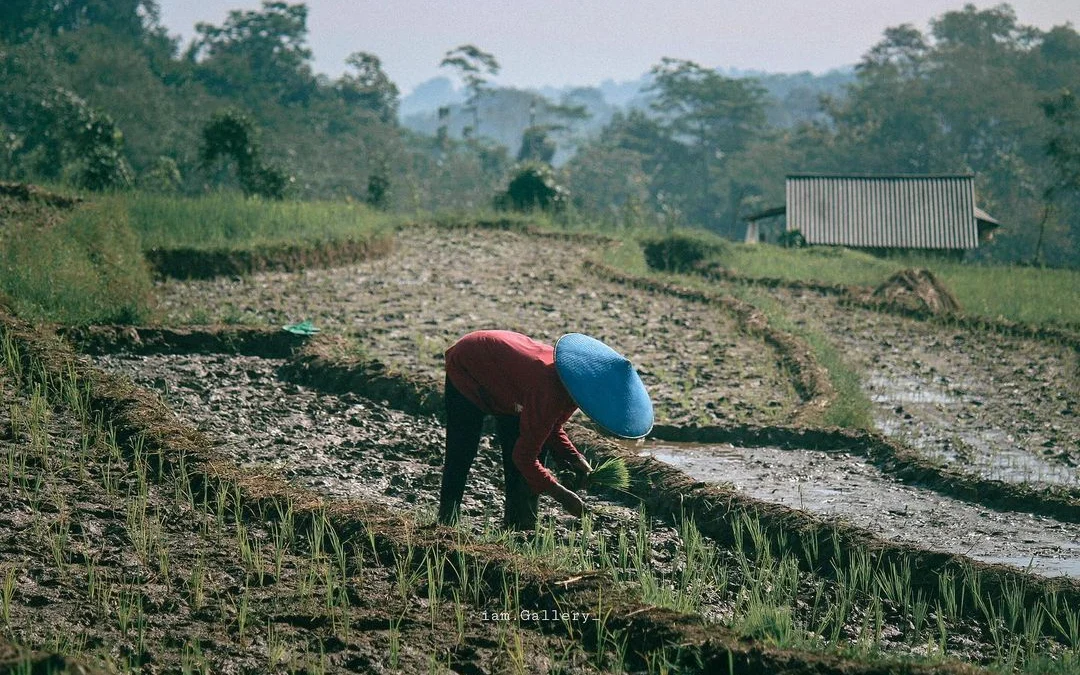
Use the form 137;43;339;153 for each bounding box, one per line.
444;330;582;494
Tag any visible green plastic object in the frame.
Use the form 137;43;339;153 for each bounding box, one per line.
282;320;320;335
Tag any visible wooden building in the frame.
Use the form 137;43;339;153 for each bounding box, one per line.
745;174;1001;255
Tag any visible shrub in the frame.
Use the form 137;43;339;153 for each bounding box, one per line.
641;231;726;272
366;169;391;210
777;229;806;248
140;157;182;193
495;163;568;212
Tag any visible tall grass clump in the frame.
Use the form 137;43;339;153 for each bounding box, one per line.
119;191;398;250
0;199;154;324
640;230;727;273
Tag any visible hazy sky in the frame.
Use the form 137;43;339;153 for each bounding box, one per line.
156;1;1078;94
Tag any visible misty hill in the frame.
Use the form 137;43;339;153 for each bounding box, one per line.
399;67;854;163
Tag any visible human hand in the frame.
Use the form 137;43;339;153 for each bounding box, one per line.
548;483;585;518
570;454;593;490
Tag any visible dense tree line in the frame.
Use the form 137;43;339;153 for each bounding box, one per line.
1;1;1077;264
566;4;1080;266
0;0;453;204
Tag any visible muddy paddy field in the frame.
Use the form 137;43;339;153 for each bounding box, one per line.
1;223;1079;673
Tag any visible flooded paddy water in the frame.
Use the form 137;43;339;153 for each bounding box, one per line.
764;287;1080;490
635;440;1080;577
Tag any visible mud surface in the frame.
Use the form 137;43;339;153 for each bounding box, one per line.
636;441;1080;578
94;351;495;522
140;227;1080;584
765;287;1079;489
92;351;647;533
153;227;798;428
92;349;1080;583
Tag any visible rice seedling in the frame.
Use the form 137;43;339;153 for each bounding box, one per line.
1;567;16;624
452;591;466;645
189;556;206;610
1046;600;1080;651
214;483;228;531
507;629;527;675
235;588;251;642
181;640;209;675
48;516;70;570
589;457;630;491
116;586;140;636
273;498;296;547
426;551;445;628
85;559;100;605
267;618;288;669
389;613;403;668
393;546;423;601
911;592;930;645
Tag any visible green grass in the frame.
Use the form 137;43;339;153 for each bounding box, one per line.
712;242;898;286
117;191;398;250
712;240;1080;329
573;220;1079;329
0;190;402;325
0;198;154;324
726;285;875;429
928;262;1080;328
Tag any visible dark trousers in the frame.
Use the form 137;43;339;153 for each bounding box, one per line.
438;377;548;530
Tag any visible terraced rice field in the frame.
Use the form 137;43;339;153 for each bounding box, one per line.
1;223;1078;673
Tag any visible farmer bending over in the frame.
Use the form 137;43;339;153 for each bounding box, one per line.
438;330;653;530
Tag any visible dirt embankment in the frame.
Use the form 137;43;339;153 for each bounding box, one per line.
56;321;1080;595
144;236;395;280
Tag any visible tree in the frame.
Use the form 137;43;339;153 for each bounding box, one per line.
189;1;315;108
440;44;499;138
1034;89;1080;262
563;141;651;226
336;51;399;124
200;108;288;199
646;58;768;230
517;126;557;163
0;0;162;44
648;58;768;159
861;24;929;79
515;96;590;163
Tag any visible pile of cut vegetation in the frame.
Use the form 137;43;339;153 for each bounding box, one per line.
870;268;962;315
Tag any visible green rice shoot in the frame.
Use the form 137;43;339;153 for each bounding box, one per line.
589;457;630;492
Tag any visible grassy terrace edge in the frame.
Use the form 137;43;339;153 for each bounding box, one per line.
692;261;1080;352
0;318;993;674
54;323;1080;639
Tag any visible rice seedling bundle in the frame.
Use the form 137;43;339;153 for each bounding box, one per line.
589;457;630;492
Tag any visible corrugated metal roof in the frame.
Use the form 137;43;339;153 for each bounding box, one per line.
786;174;979;250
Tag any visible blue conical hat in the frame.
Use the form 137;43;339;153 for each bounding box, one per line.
554;333;653;439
